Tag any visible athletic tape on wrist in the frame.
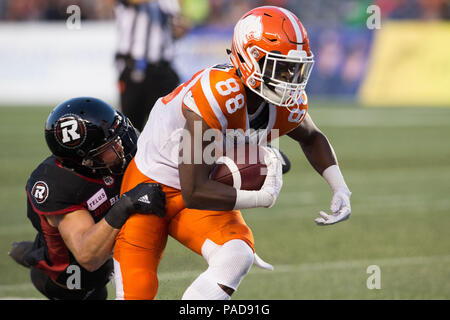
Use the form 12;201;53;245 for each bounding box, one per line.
322;165;349;192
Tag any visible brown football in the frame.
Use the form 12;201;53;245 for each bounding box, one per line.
210;144;267;190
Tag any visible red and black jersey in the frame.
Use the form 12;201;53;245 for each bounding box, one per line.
25;155;121;290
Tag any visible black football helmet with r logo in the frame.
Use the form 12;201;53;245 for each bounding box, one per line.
45;97;138;176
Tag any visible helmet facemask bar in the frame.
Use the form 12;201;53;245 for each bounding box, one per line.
82;136;127;176
248;47;314;107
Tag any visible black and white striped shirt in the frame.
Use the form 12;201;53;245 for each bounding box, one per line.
115;0;180;63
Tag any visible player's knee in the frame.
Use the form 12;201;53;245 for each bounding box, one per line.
119;271;158;300
114;253;159;300
206;239;254;290
132;272;158;300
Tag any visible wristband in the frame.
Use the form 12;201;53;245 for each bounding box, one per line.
322;165;349;192
104;195;134;229
233;189;273;210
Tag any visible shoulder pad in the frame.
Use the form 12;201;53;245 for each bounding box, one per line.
26;157;86;215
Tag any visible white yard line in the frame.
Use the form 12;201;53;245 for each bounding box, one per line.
0;297;45;300
0;283;35;291
157;254;450;281
2;254;449;299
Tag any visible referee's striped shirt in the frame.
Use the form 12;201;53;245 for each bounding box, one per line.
115;0;180;64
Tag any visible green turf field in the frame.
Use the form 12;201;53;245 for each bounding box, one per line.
1;103;449;300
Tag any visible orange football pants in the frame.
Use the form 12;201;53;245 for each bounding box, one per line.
113;158;255;300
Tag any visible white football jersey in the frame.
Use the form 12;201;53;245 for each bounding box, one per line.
134;64;308;189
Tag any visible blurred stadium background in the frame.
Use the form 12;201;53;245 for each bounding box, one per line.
0;0;449;299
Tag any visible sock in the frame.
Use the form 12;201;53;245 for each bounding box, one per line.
182;239;254;300
181;271;230;300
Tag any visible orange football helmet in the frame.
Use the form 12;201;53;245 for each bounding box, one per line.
229;6;314;107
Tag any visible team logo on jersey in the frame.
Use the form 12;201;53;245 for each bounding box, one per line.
31;181;49;204
54;114;87;149
102;175;114;186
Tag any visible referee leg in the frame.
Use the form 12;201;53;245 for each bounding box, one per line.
118;64;149;132
119;62;180;132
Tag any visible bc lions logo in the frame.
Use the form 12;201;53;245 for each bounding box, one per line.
31;181;49;204
234;15;262;47
54;115;86;148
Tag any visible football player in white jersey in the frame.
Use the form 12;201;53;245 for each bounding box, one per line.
113;6;352;300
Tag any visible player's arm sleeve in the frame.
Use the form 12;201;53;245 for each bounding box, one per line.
26;171;85;216
182;88;225;132
181;69;247;132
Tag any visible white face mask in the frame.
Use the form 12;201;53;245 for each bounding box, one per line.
248;48;314;107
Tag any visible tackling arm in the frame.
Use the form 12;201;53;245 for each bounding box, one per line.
45;183;165;271
46;211;118;272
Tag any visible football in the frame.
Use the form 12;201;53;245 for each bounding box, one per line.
209;144;267;190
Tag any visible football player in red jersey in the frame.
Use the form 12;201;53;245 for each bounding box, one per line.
9;97;165;300
113;6;352;300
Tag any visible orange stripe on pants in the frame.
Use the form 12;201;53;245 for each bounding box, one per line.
114;158;254;300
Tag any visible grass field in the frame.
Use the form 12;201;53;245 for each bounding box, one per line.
0;103;449;300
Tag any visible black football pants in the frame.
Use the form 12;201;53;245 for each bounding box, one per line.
30;266;108;300
118;60;180;132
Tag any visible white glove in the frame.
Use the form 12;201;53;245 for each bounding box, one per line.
259;146;283;208
233;146;283;209
315;187;352;226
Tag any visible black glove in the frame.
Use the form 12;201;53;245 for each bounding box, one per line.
123;183;166;217
105;183;166;229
